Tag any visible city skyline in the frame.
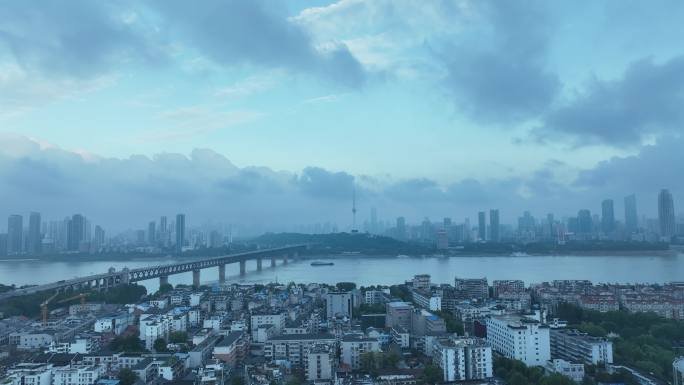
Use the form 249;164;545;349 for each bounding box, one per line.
1;186;680;256
2;0;684;229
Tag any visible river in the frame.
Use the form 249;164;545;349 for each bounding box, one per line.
1;253;683;293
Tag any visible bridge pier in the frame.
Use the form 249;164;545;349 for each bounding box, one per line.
160;275;169;287
240;260;246;276
218;264;226;283
192;269;201;288
257;258;262;271
271;257;276;267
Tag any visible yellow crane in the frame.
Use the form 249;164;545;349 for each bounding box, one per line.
56;292;89;305
41;292;59;326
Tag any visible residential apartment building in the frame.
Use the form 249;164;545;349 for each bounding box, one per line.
341;336;381;370
385;302;412;330
250;313;286;340
264;334;336;368
485;315;550;367
550;329;613;365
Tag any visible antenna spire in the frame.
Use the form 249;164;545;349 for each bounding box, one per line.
352;186;358;232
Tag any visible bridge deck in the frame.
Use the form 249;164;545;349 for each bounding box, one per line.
0;245;306;300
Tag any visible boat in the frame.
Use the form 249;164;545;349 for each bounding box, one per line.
310;261;335;266
510;252;529;257
396;254;410;259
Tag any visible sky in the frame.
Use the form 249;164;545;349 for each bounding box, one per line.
1;0;684;231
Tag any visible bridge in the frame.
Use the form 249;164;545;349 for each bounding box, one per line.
0;245;307;300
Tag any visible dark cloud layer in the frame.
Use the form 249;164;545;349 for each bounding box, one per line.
0;1;161;76
0;0;366;86
537;56;684;146
0;135;681;232
442;0;560;122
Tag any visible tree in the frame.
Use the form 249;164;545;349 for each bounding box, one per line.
169;331;188;344
109;335;146;352
336;282;356;291
157;283;173;295
118;368;137;385
230;377;244;385
154;337;169;352
422;364;442;385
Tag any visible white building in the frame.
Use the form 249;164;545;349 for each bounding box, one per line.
364;290;385;305
306;344;335;382
139;314;170;350
412;289;442;311
326;292;353;319
413;274;431;290
264;334;337;368
432;337;493;382
52;365;105;385
674;357;684;385
391;326;410;348
547;359;585;383
250;313;286;339
341;336;380;370
550;329;613;365
5;364;52;385
10;332;54;350
47;336;99;354
94;313;131;335
486;315;550;367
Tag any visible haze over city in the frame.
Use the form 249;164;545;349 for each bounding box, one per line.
2;1;684;231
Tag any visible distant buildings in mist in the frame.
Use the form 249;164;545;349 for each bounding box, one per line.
1;189;683;256
388;189;682;248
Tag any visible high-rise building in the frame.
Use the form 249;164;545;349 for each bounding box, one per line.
93;225;105;251
624;194;638;233
175;214;185;253
148;221;156;245
27;212;42;254
478;212;486;241
489;209;500;242
370;207;377;234
601;199;615;234
160;216;167;233
396;217;406;240
67;214;85;251
658;189;676;238
7;214;23;254
577;210;592;235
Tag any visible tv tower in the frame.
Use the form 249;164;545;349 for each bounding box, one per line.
351;187;358;233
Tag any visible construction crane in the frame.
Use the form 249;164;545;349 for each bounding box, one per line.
41;292;59;326
56;292;89;305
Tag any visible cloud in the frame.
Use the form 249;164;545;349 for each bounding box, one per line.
440;0;560;123
0;1;163;77
296;167;355;200
150;0;367;87
536;56;684;147
0;135;680;233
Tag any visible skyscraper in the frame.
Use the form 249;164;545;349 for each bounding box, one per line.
160;216;168;233
93;225;105;251
478;212;486;241
396;217;406;240
489;209;500;242
27;212;42;254
624;194;638;233
176;214;186;253
601;199;615;234
370;207;377;234
577;210;592;235
148;221;156;245
67;214;85;251
658;189;675;238
7;215;23;255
